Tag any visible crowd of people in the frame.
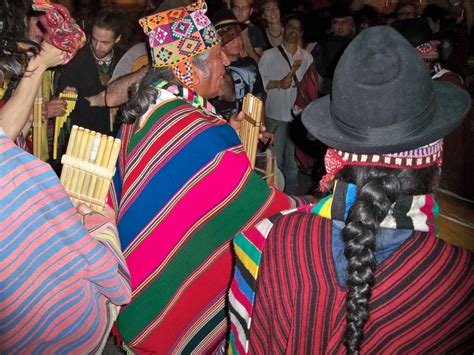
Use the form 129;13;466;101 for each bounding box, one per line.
0;0;472;353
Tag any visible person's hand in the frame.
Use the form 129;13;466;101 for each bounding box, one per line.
229;111;268;139
260;131;274;145
77;203;116;226
279;74;293;89
34;42;67;69
63;86;77;94
229;111;244;134
85;91;106;107
43;99;67;119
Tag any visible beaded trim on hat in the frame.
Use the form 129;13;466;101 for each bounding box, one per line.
320;140;443;191
415;40;440;62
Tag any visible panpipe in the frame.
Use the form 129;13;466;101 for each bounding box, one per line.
53;91;78;160
60;125;121;211
32;95;44;159
254;148;279;188
240;93;263;168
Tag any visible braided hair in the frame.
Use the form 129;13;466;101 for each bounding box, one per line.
336;164;439;354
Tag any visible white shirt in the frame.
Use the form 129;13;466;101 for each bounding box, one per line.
259;44;313;122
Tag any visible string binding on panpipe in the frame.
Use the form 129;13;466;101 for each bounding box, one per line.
53;91;78;160
60;125;121;211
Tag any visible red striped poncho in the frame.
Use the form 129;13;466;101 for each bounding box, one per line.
229;211;473;354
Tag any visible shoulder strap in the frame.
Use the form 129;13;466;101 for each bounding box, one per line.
277;45;299;85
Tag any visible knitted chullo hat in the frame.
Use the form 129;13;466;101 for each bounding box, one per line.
32;0;86;64
139;0;220;90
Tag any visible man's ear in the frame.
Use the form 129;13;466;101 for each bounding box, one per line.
193;65;202;86
114;34;122;44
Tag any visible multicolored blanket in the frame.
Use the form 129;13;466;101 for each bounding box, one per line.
0;130;130;352
110;83;304;352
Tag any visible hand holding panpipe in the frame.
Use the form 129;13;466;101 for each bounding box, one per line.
60;125;121;211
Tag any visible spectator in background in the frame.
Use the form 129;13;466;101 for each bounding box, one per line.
260;0;284;48
211;8;266;120
313;7;355;95
231;0;267;62
57;9;126;135
291;7;356;193
259;13;312;194
395;1;417;20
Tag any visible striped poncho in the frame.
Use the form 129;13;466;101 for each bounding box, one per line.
0;130;131;352
110;84;304;352
229;206;473;354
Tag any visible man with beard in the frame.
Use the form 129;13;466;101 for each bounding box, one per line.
57;9;125;135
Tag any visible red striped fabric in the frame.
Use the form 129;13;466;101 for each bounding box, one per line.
247;213;473;353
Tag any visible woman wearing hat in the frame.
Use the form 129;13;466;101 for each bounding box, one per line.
228;26;473;354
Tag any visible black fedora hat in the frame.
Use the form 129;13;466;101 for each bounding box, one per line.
392;18;435;47
301;26;471;154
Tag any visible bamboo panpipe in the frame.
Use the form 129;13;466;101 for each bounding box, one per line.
240;94;263;168
60;125;121;211
32;96;43;158
53;91;78;160
254;148;277;187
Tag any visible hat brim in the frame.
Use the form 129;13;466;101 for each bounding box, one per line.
215;22;247;31
301;80;471;154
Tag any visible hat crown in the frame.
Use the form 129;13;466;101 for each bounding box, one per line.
331;26;434;132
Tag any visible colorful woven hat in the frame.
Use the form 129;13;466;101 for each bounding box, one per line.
32;0;86;64
139;0;220;90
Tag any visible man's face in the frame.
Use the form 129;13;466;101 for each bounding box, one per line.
194;44;230;99
397;5;417;20
91;26;120;60
27;16;45;43
283;19;302;44
330;16;355;38
223;32;244;59
232;0;252;23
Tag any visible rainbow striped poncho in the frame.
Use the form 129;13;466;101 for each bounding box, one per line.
110;83;304;352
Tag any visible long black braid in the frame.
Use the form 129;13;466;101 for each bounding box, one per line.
337;165;439;354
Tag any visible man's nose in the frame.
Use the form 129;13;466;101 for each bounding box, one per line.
221;50;230;66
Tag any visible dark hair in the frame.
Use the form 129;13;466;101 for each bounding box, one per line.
259;0;279;13
282;12;303;27
121;66;178;124
121;49;211;124
336;164;439;354
93;9;128;39
0;0;39;78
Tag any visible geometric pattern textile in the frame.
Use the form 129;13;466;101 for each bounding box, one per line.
139;0;220;89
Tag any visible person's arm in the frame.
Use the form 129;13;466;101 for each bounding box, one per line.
241;28;262;63
266;76;292;90
0;43;66;140
105;65;149;108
